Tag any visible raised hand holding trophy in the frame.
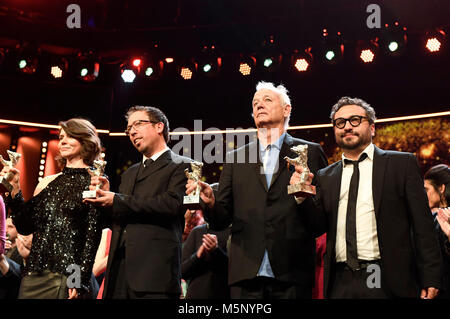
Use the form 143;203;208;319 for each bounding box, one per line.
284;144;316;197
184;161;204;209
0;150;22;193
82;159;107;199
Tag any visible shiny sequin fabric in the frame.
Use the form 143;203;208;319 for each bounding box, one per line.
8;167;102;292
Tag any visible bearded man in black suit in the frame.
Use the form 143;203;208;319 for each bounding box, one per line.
312;97;442;298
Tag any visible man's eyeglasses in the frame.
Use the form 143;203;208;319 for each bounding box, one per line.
332;115;370;129
125;120;158;135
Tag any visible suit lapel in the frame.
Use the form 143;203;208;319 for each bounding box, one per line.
372;145;387;220
250;141;269;192
122;164;140;195
136;150;172;183
269;133;293;189
329;162;343;240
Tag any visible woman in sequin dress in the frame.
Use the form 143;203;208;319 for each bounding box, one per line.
0;118;104;299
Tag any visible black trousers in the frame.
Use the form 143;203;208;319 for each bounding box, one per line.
329;261;388;299
105;245;178;299
230;276;312;299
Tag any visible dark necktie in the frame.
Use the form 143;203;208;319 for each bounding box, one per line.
344;152;368;270
137;158;153;178
143;158;153;168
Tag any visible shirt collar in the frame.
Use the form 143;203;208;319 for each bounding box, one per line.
143;146;170;164
260;132;286;152
342;143;374;166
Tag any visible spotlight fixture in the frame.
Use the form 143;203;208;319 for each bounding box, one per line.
320;29;344;65
178;59;197;80
382;22;407;56
120;57;143;83
201;57;222;75
143;59;164;80
132;58;142;68
197;45;222;78
259;53;282;72
121;69;136;83
49;57;69;79
238;55;256;76
292;48;313;72
258;36;282;72
16;44;40;75
425;29;445;53
77;52;99;82
356;39;379;63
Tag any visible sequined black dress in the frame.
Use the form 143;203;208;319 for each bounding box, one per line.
8;167;102;295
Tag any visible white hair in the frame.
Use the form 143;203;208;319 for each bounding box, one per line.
255;81;291;129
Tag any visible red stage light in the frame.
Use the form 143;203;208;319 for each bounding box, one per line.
132;58;141;67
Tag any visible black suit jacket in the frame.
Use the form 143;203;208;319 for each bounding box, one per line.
314;145;443;298
204;133;328;287
102;150;191;296
181;224;230;299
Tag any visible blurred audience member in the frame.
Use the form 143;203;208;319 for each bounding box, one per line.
183;209;205;242
93;228;112;299
312;234;326;299
424;164;450;298
182;223;230;299
5;217;22;266
0;196;5;256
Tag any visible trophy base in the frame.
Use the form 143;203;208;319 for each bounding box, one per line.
82;190;97;199
287;183;316;197
0;176;13;193
183;195;202;210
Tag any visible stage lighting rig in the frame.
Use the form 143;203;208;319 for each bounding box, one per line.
292;48;313;72
319;29;344;65
77;52;99;82
198;46;222;78
382;22;407;56
238;55;256;76
356;39;379;63
425;28;446;53
178;59;197;80
258;36;282;72
120;57;143;83
16;43;40;75
49;56;69;79
143;58;164;80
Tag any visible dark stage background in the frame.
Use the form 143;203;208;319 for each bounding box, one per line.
0;0;448;192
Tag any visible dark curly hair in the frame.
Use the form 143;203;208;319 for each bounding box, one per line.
56;118;102;168
330;96;377;124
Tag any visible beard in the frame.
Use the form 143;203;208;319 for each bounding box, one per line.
336;131;372;151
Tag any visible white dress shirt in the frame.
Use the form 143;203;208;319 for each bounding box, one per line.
335;143;381;262
142;146;170;165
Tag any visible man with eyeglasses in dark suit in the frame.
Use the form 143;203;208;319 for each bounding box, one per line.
85;105;191;299
309;97;443;298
